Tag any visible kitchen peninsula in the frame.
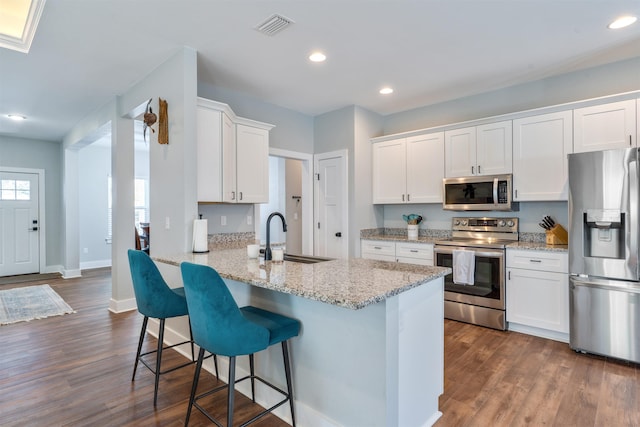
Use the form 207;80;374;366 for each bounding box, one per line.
155;247;450;427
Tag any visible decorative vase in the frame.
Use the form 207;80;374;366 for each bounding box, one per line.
407;224;419;240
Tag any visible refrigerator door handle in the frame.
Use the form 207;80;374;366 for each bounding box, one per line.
629;153;639;277
570;275;640;295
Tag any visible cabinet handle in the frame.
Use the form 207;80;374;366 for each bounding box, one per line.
374;246;382;250
471;166;474;175
231;191;236;200
478;165;481;174
407;194;410;202
515;189;518;199
508;271;511;280
529;259;542;263
239;191;243;200
402;194;405;202
630;135;633;146
410;249;419;253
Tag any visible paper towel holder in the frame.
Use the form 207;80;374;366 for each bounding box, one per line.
192;215;210;253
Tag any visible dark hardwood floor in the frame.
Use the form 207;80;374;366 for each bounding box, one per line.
1;269;638;426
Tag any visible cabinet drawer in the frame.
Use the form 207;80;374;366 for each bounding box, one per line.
361;240;395;257
506;249;568;273
396;242;434;261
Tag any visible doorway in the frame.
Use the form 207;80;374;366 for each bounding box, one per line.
263;148;313;255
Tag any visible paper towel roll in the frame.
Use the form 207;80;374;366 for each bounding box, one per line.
192;219;209;253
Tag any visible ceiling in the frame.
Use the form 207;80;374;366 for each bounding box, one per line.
1;0;639;142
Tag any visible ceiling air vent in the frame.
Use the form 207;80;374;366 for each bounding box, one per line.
255;13;294;36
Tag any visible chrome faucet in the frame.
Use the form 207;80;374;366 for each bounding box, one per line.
265;212;287;261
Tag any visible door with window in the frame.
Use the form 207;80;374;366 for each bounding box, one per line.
0;172;40;276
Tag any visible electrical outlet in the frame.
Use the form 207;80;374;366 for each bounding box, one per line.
247;215;252;225
221;216;227;226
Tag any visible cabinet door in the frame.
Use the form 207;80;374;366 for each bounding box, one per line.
573;99;636;153
507;268;569;334
512;111;572;201
372;138;407;204
406;132;444;203
444;127;476;177
396;242;434;266
235;124;269;203
361;240;396;261
221;112;236;202
196;107;223;202
476;121;512;175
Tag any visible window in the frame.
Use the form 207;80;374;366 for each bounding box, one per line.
106;176;149;240
1;179;30;200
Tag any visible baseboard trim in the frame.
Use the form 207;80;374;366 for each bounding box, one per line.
508;322;569;343
80;259;112;270
42;265;63;274
62;268;82;279
108;298;137;313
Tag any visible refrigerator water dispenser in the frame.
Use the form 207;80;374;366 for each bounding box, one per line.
584;210;624;259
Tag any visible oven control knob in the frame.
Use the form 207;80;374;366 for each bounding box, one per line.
506;220;514;227
460;219;468;226
498;219;506;227
454;219;461;226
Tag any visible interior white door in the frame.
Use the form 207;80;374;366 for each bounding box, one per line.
315;152;347;259
0;172;40;276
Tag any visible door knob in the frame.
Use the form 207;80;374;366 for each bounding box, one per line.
335;232;342;237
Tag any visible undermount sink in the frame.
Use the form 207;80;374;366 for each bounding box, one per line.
283;254;334;264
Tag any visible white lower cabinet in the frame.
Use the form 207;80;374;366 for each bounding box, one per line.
506;249;569;341
361;240;434;266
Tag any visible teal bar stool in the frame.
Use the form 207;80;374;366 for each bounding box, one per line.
127;250;218;406
180;262;300;427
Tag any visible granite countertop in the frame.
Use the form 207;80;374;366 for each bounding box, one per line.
154;248;451;310
506;242;568;252
362;232;568;253
362;234;442;244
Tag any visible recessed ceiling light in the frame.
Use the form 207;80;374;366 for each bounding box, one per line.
7;114;26;121
608;15;637;29
379;87;394;95
309;52;326;62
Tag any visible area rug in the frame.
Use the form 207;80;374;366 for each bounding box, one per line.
0;284;75;325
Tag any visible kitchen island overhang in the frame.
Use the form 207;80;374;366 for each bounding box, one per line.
154;249;450;427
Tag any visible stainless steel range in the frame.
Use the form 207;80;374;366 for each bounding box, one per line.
434;217;519;330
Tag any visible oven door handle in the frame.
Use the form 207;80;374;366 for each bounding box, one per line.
434;246;505;259
493;177;499;205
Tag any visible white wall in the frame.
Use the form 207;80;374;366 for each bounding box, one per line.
78;143;111;267
285;158;303;254
383;56;640;135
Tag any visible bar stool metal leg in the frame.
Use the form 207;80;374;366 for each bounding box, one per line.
228;356;236;427
185;348;205;427
282;341;296;427
132;316;149;380
249;353;256;402
154;318;166;406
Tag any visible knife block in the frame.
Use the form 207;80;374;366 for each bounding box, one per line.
546;224;568;245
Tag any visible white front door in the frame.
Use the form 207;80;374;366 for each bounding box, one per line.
0;172;40;276
315;151;347;259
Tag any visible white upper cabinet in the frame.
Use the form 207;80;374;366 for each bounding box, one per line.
372;132;444;204
573;99;636;153
512;110;572;201
444;121;512;177
406;133;445;203
196;97;273;203
235;124;269;203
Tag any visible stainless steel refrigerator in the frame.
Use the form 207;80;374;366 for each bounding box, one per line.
568;147;640;364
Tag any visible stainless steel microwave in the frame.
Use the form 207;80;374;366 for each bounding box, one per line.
443;174;518;211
